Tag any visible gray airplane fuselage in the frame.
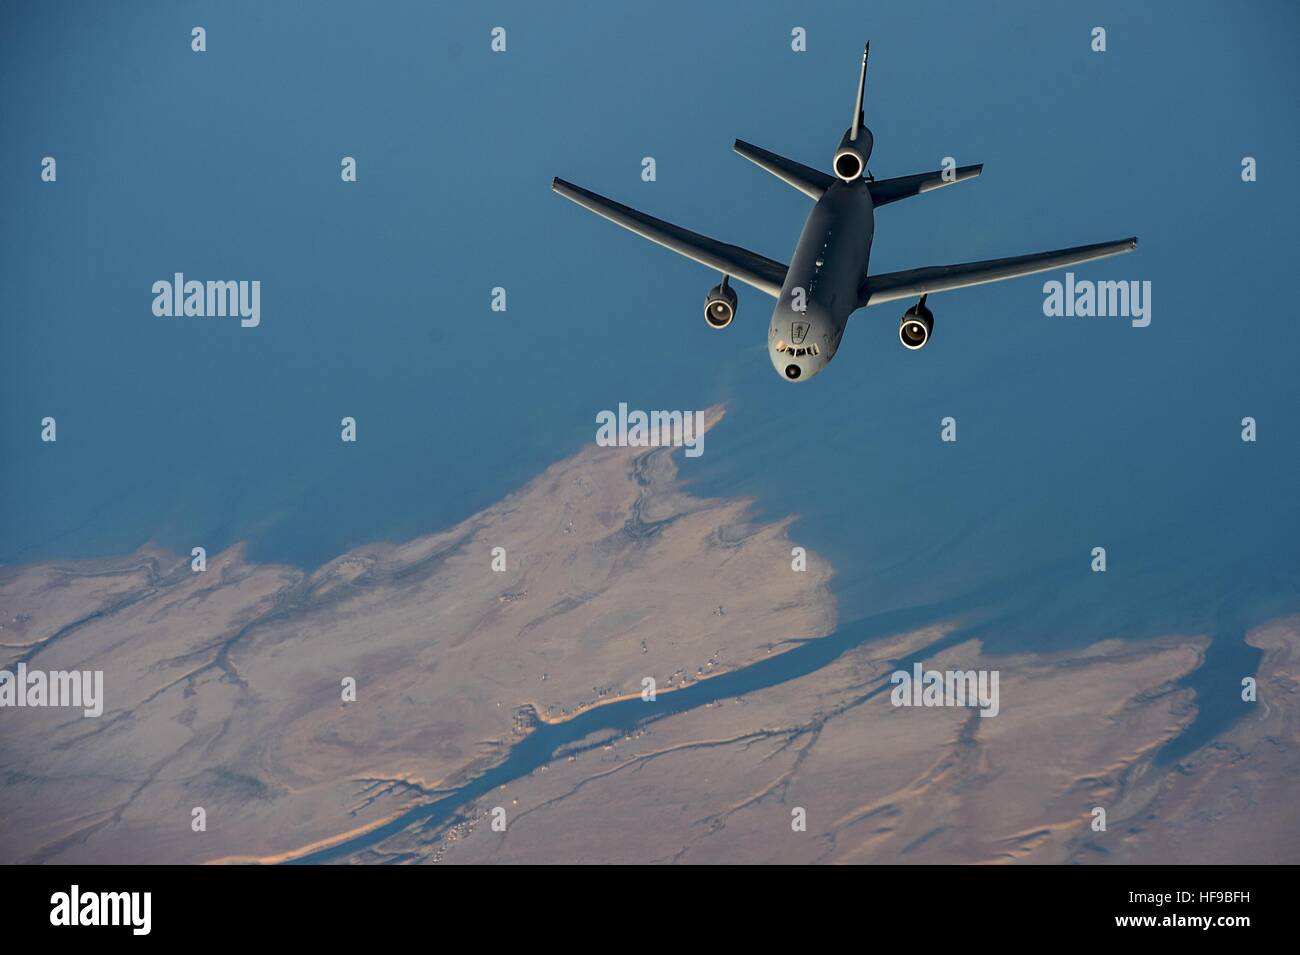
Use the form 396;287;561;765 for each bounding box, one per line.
552;44;1137;384
769;179;875;382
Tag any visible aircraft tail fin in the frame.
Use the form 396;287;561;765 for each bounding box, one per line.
733;140;835;199
850;43;869;141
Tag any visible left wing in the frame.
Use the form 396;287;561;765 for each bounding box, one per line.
860;237;1137;307
552;178;789;298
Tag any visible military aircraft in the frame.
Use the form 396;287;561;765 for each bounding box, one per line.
553;43;1137;382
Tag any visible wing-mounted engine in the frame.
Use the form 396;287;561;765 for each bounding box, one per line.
899;294;932;349
704;275;738;328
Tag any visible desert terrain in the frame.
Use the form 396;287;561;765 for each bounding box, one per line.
1;405;1295;864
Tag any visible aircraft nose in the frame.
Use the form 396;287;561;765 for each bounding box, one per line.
770;309;827;382
771;343;826;382
773;353;822;382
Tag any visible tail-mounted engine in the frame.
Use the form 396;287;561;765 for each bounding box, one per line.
833;126;874;182
832;44;874;182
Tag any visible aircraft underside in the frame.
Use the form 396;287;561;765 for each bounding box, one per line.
552;42;1137;382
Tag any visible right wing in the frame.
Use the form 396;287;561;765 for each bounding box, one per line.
552;177;789;298
860;237;1137;307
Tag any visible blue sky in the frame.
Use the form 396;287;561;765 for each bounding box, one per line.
3;0;1297;643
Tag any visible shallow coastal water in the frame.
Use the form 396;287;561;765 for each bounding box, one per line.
293;594;988;863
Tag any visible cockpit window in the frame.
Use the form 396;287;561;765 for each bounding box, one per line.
775;341;820;357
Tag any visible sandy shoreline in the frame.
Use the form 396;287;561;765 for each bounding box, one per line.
1;405;839;863
3;403;1295;864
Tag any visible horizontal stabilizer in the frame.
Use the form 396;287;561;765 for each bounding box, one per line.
733;140;835;199
860;237;1137;306
868;164;983;207
552;177;789;298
